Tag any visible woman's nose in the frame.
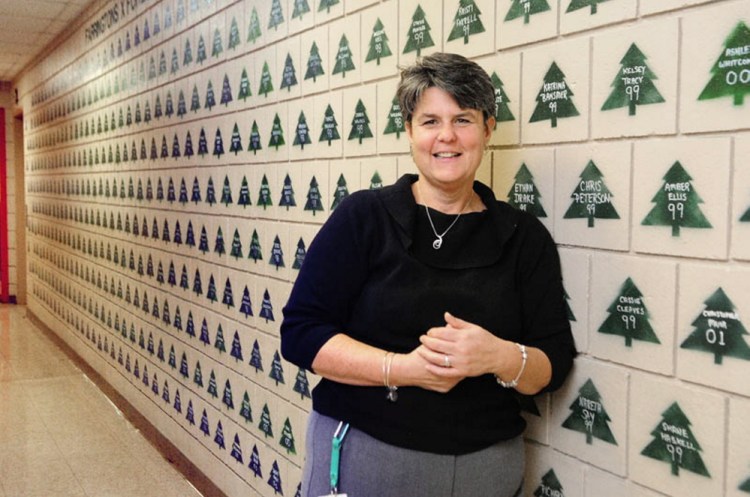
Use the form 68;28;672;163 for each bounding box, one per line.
437;124;456;142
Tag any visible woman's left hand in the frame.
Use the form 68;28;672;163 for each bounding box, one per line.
417;312;509;379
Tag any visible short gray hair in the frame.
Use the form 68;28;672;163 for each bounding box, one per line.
397;52;496;124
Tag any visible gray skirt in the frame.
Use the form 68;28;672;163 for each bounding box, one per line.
302;411;524;497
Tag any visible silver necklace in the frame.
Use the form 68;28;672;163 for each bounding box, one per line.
417;182;472;250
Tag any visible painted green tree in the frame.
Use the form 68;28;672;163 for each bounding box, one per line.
563;160;619;227
293;111;312;149
258;403;274;438
698;21;750;106
491;72;515;124
305;41;325;82
561;378;617;445
403;5;435;56
507;163;547;217
370;172;384;190
529;62;580;128
259;61;274;97
448;0;486;44
319;104;340;145
228;17;240;50
212;28;223;57
331;174;349;210
238;68;252;101
249;230;263;262
641;402;710;477
377;96;404;143
220;74;233;106
533;469;564;497
318;0;339;14
305;176;324;215
602;43;665;116
598;277;659;347
641;161;712;237
742;205;750;222
269;0;284;30
197;35;207;64
566;0;610;14
280;53;298;91
292;0;310;20
332;34;355;77
348;99;374;144
257;175;273;209
279;418;296;455
506;0;551;24
247;7;262;44
230;123;243;154
268;114;285;150
740;474;750;493
279;174;296;209
680;287;750;365
365;18;393;65
248;121;263;155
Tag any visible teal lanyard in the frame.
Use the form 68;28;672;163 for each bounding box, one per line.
330;422;350;495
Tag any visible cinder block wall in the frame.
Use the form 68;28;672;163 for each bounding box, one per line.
16;0;750;496
1;87;18;301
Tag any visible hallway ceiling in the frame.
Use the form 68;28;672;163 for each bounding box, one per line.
0;0;92;83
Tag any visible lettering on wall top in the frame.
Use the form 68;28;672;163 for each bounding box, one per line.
448;0;486;45
598;277;659;347
366;18;393;65
507;163;547;217
698;21;750;106
561;378;618;445
404;5;436;57
563;160;619;227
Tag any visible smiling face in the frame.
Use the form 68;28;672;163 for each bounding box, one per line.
406;87;494;193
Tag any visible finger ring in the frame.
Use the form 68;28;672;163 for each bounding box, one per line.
443;355;451;368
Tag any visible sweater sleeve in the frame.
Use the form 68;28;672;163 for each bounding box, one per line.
516;214;577;392
280;193;373;371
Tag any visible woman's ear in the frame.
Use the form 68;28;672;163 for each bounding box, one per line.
484;117;496;140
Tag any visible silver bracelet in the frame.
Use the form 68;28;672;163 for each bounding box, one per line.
383;352;398;402
496;343;527;389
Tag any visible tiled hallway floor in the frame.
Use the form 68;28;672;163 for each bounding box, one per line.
0;305;205;497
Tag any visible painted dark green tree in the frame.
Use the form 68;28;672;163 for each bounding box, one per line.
641;161;712;237
293;238;307;270
292;0;311;20
213;128;224;158
259;403;274;438
214;227;226;256
238;68;252;101
240;391;253;422
318;0;339;14
348;99;374;144
191;85;201;112
641;402;710;477
197;35;207;64
231;434;243;463
238;176;251;207
680;287;750;365
215;324;228;351
602;43;665;116
269;236;285;270
742;205;750;222
305;176;324;215
250;339;264;372
257;174;273;209
269;350;285;384
598;277;659;347
220;74;233;106
529;62;580;128
533;469;564;497
403;5;435;56
740;474;750;493
248;121;263;155
229;17;240;50
563;160;619;227
561;378;617;445
506;0;551;24
448;0;486;44
268;460;283;494
259;61;274;97
383;95;405;138
207;274;218;303
331;174;349;210
247;7;262;44
698;21;750;106
191;177;202;204
183;39;193;66
566;0;610;14
332;34;355;77
269;0;284;30
249;445;262;477
231;229;243;259
206;177;217;205
305;42;325;82
268;114;285;150
507;163;547;217
294;111;312;149
280;174;296;210
369;172;384;190
491;72;515;124
260;289;275;322
293;367;311;398
222;379;234;409
230;123;243;154
212;28;223;57
240;286;253;318
365;18;393;65
249;229;263;262
280;418;296;454
319;104;340;145
280;53;298;91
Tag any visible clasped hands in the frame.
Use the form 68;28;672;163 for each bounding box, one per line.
396;312;517;393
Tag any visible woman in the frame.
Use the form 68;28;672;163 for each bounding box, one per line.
281;52;576;497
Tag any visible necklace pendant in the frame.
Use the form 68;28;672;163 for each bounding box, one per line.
432;237;443;250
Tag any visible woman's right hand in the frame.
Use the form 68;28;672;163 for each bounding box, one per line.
392;346;464;393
